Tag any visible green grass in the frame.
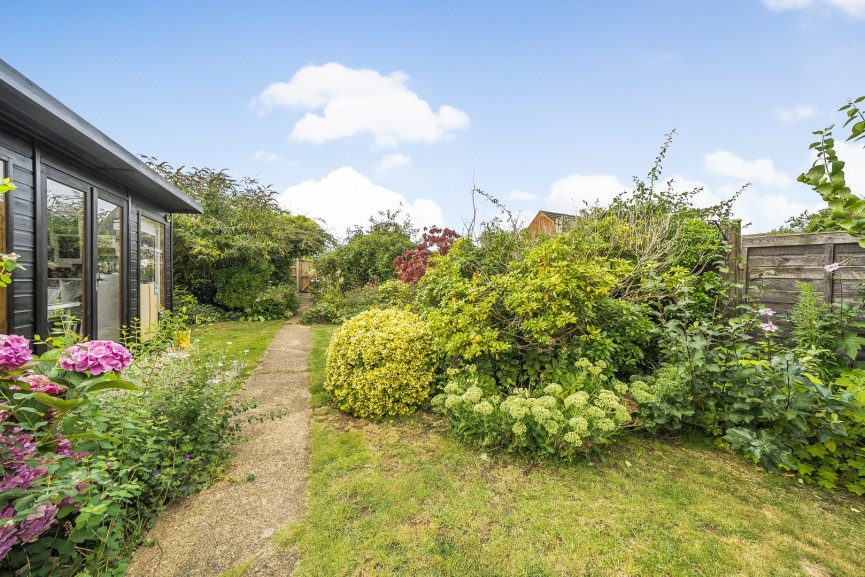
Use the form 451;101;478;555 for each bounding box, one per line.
309;324;338;408
192;320;284;377
280;325;865;577
217;556;256;577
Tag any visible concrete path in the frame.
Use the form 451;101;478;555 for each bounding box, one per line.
126;312;312;577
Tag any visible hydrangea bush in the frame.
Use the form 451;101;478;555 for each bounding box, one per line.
0;332;134;567
431;360;634;461
324;308;434;419
1;329;251;575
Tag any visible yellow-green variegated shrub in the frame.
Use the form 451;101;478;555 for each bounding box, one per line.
324;308;434;419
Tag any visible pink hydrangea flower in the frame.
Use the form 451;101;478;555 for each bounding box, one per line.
758;308;775;316
0;334;31;371
18;374;66;396
59;340;132;375
825;262;842;273
761;321;778;332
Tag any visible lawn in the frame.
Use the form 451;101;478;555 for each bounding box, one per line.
279;325;865;577
192;319;284;378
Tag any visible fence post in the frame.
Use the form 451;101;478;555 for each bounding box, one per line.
723;219;744;302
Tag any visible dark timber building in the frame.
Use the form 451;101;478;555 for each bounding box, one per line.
0;59;201;341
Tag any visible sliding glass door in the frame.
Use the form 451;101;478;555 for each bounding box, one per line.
96;198;123;341
139;216;164;340
46;179;85;334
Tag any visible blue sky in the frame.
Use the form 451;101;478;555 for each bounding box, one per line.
4;0;865;236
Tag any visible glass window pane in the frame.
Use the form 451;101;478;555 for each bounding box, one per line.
97;198;122;341
140;216;164;340
47;179;85;334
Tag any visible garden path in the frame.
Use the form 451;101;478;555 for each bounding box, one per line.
126;303;312;577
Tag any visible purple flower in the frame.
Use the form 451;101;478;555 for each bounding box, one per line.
0;508;17;561
184;454;192;461
0;427;47;492
761;321;778;332
59;340;132;375
18;374;66;396
825;262;842;273
152;470;161;477
0;334;31;371
758;308;775;316
53;434;88;462
15;502;59;543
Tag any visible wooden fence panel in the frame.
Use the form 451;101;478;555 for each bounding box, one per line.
738;231;865;314
289;259;312;293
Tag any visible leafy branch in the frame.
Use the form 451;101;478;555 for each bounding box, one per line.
798;96;865;246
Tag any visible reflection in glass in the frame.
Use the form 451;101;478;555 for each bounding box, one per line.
47;179;85;333
97;199;122;341
140;217;164;340
0;161;7;333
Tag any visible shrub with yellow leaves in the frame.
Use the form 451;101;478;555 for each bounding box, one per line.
324;308;434;419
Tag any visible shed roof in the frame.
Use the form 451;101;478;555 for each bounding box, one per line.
538;211;576;222
0;59;201;214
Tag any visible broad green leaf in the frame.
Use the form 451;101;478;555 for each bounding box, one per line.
84;380;141;394
66;432;120;443
31;393;81;413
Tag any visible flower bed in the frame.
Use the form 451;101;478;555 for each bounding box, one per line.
0;331;250;575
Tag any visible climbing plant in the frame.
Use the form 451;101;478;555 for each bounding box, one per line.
798;96;865;245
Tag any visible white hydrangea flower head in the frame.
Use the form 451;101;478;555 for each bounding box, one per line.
473;400;494;416
543;383;563;396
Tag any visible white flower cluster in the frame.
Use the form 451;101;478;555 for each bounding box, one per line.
432;359;636;458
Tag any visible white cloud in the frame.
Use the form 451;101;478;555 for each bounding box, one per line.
545;174;628;212
664;174;822;233
663;174;727;208
703;150;792;188
734;189;825;232
256;62;470;146
277;166;443;238
253;150;286;163
775;104;819;124
507;190;539;202
834;141;865;194
762;0;865;17
544;169;824;234
376;153;412;171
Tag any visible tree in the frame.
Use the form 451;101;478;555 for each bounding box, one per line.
393;226;461;284
314;210;416;290
146;160;333;308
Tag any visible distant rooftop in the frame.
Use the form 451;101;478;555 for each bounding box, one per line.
538;211;575;222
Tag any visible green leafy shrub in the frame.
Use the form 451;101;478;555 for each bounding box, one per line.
314;228;414;291
417;234;655;384
301;278;416;325
431;360;634;461
793;369;865;495
173;287;231;325
243;283;300;321
637;287;865;495
214;263;274;310
324;308;434;419
0;331;251;574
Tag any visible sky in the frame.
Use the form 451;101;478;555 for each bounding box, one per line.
3;0;865;237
